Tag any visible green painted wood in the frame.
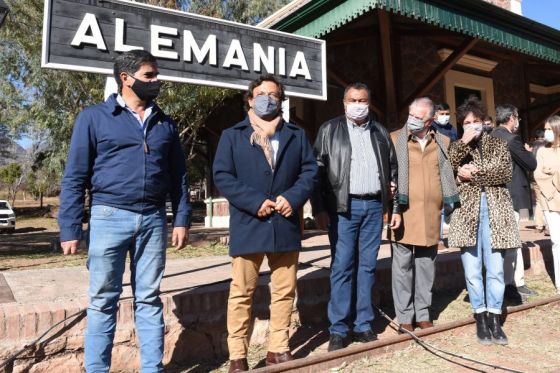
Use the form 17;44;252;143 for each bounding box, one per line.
271;0;560;64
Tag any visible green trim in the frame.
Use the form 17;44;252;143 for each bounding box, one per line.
271;0;560;64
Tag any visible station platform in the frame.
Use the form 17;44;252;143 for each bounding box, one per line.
0;223;553;371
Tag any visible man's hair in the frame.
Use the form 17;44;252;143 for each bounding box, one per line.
546;115;560;147
410;97;435;120
435;102;450;111
495;104;518;126
534;129;545;139
456;95;487;125
343;82;371;101
113;50;157;92
244;74;286;111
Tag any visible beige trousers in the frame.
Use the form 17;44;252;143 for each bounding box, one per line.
227;251;299;359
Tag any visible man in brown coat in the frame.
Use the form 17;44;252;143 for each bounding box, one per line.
390;97;459;332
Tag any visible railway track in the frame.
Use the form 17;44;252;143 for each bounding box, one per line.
252;295;560;373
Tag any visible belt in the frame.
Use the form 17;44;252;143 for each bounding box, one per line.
349;193;381;200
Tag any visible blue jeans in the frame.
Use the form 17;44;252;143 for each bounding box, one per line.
460;193;505;314
328;198;383;337
85;205;167;373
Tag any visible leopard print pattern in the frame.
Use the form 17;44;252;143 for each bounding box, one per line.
448;134;521;250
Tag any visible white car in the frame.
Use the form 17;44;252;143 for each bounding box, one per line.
0;200;16;233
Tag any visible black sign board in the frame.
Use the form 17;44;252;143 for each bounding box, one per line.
42;0;326;100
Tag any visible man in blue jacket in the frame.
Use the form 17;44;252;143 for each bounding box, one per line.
58;50;191;373
213;75;317;372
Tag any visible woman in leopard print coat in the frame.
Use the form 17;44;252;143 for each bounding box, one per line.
448;97;519;346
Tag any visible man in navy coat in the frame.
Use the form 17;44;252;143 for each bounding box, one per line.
213;74;317;372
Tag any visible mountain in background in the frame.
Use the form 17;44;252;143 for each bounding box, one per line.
0;136;27;166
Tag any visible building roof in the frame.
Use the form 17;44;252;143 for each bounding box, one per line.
259;0;560;64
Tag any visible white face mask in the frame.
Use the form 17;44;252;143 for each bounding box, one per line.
466;123;483;139
345;103;369;122
407;115;426;134
436;115;450;125
544;130;556;143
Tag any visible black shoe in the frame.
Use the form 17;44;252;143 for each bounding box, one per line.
475;312;492;345
328;334;346;352
504;284;523;304
517;285;538;297
487;312;508;345
353;330;377;343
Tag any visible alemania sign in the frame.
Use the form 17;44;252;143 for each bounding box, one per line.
42;0;326;100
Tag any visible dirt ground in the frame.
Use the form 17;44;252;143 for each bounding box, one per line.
0;198;227;271
342;302;560;373
181;273;559;373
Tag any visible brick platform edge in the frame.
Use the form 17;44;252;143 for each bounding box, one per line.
0;241;553;372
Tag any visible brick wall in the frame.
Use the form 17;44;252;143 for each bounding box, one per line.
0;241;550;372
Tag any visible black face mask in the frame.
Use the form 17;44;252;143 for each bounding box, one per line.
131;78;161;102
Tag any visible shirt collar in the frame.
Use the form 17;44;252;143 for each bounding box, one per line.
346;116;371;130
116;94;155;112
409;127;436;142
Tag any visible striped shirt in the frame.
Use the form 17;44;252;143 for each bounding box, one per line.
347;118;381;195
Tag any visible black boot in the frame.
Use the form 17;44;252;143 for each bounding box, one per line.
488;312;508;345
475;312;492;345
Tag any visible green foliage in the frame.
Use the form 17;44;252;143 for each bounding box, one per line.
0;163;23;204
0;0;105;173
0;163;21;185
0;0;288;189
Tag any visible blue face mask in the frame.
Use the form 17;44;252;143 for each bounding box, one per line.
253;95;279;118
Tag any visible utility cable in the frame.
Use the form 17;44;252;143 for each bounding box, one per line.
374;304;524;373
0;251;534;372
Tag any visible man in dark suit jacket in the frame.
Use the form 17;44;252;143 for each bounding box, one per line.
492;104;538;300
213;74;317;372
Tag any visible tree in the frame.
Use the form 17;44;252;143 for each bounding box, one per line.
0;163;23;205
0;0;289;191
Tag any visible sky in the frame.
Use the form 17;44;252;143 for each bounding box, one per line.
522;0;560;30
13;0;560;150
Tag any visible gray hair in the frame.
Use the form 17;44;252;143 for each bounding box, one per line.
495;104;518;126
409;97;435;120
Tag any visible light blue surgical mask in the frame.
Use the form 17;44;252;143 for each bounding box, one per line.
407;115;426;134
253;95;279;118
436;115;450;125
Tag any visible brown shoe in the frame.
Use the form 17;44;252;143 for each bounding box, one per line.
228;358;248;373
417;321;434;329
398;323;414;334
266;351;294;366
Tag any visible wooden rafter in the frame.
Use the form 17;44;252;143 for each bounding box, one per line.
378;9;398;125
400;37;478;111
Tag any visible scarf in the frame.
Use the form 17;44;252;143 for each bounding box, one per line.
395;126;460;206
247;109;282;169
